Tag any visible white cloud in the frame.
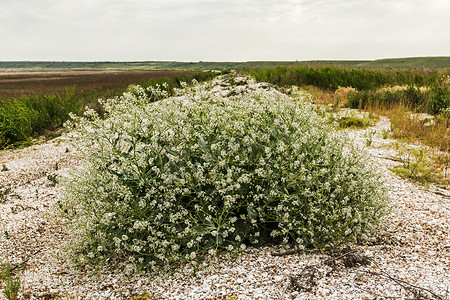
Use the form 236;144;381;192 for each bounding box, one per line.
0;0;449;61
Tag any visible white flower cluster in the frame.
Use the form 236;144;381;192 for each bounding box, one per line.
63;76;388;269
440;107;450;118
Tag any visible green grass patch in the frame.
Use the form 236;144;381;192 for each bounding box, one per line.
0;261;20;300
0;89;84;147
335;116;373;129
328;111;379;130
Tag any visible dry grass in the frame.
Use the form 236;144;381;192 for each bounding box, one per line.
366;104;449;152
334;86;356;107
311;84;450;153
391;110;449;152
301;85;334;105
302;85;356;108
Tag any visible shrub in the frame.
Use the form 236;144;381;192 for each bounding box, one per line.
62;81;388;269
0;89;83;147
429;84;450;115
0;101;34;145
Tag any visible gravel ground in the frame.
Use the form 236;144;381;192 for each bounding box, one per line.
0;79;449;299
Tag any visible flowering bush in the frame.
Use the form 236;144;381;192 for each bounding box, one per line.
62;79;387;268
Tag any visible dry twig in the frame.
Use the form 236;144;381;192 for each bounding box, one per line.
366;268;445;300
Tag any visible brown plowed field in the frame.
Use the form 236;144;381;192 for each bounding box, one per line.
0;69;196;99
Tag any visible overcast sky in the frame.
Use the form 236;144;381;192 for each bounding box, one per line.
1;0;449;61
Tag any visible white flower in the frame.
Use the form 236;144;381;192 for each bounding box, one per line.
139;199;146;209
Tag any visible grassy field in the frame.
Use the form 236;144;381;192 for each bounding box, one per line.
1;56;450;70
247;65;448;90
248;65;449;152
0;69;206;99
361;57;450;69
0;69;213;99
0;60;365;70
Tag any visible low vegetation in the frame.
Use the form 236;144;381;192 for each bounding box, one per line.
247;65;445;91
388;106;449;152
332;114;377;130
61;80;388;271
249;65;450;153
390;143;449;187
0;89;85;148
0;261;20;300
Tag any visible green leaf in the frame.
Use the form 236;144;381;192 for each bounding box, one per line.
247;206;258;219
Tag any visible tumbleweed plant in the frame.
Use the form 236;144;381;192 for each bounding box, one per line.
62;79;388;270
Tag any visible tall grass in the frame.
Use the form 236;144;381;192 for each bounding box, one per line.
347;84;450;115
389;106;449;152
248;65;443;91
